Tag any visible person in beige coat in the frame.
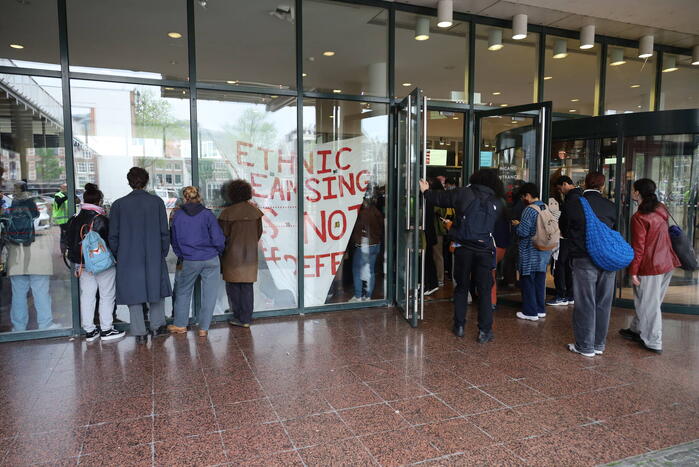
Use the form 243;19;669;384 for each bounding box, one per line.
218;179;263;327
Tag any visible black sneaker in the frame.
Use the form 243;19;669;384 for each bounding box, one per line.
85;329;100;343
100;328;125;341
150;325;170;338
477;330;494;344
619;328;642;342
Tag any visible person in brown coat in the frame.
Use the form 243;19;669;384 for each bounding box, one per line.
218;179;263;327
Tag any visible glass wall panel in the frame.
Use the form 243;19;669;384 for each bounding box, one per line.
659;54;699;111
604;47;655;114
426;111;464;183
67;0;188;80
620;134;699;307
543;36;599;117
0;0;60;71
303;99;388;305
69;80;192;322
303;0;388;96
195;0;295;89
549;138;593;191
474;25;538;108
395;13;468;102
197;90;298;312
0;74;71;334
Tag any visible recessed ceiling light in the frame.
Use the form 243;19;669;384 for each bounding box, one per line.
322;51;335;56
332;89;342;93
500;103;508;107
544;76;552;80
329;115;334;119
569;109;577;112
226;80;238;84
637;105;642;108
570;98;580;102
167;32;182;39
630;84;640;88
452;116;459;119
302;73;308;77
9;44;24;49
492;91;501;96
402;82;412;87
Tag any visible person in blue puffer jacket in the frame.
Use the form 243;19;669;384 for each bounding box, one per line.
168;186;225;337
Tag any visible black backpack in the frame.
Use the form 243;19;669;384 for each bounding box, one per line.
2;201;35;245
451;186;498;251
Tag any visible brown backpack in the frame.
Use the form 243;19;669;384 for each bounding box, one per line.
529;204;560;251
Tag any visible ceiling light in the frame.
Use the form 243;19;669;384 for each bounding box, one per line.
571;98;580;102
580;25;595;49
630;84;640;88
415;17;430;41
226;80;238;84
488;29;503;51
492;91;501;95
609;47;626;66
401;83;412;87
167;32;182;39
637;105;642;108
569;109;577;112
302;73;308;77
9;43;24;49
553;39;568;59
543;76;552;80
332;89;342;93
662;55;678;72
638;35;654;58
329;115;334;119
693;45;699;65
500;103;508;107
512;14;527;40
322;51;335;57
437;0;453;28
452;116;459;119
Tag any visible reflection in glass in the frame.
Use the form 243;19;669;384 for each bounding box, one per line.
549;139;592;193
0;0;60;70
197;91;298;312
544;36;599;117
69;80;192;322
605;47;655;114
659;54;699;110
426;111;464;183
303;99;388;305
0;75;70;334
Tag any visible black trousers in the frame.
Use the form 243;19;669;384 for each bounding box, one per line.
226;282;254;324
453;247;494;333
423;243;439;291
553;239;574;299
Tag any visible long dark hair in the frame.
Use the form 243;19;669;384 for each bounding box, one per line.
634;178;660;214
469;168;505;198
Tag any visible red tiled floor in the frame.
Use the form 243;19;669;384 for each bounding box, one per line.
0;302;697;466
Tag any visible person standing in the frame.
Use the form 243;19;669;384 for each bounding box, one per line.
168;186;226;337
108;167;172;344
548;175;580;306
420;168;503;343
219;180;263;328
619;179;680;354
349;194;384;302
66;187;124;342
52;183;71;252
565;172;617;357
514;183;553;321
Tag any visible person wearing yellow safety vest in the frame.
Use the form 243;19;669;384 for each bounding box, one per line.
52;183;71;252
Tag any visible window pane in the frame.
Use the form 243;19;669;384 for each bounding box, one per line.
659;54;699;110
197;90;298;312
0;74;70;334
426;111;464;182
544;36;599;117
474;25;538;108
70;80;192;322
395;13;468;102
0;0;60;70
303;99;388;305
303;0;388;96
195;0;295;89
604;47;655;114
67;0;188;80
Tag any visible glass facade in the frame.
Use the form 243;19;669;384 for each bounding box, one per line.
1;0;697;339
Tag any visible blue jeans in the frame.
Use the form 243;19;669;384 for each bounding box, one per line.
11;275;54;331
352;243;381;299
173;257;221;330
520;271;546;317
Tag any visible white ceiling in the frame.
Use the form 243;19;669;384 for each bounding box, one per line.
400;0;699;48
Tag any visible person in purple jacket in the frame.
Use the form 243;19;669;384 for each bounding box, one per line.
168;186;225;337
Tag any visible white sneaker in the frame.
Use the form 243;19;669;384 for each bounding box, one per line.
361;296;370;301
537;313;547;318
516;312;539;321
424;287;439;296
594;349;604;355
567;343;595;358
348;296;363;303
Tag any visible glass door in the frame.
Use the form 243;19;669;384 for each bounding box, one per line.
474;102;552;198
395;88;426;327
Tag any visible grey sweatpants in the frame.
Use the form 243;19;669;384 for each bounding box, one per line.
571;256;616;354
631;271;672;350
128;300;166;336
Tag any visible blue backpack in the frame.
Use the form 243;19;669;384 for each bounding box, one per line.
80;217;115;275
579;197;633;271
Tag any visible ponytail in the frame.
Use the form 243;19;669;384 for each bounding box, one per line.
634;178;660;214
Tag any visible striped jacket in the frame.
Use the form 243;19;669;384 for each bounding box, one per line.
517;201;552;275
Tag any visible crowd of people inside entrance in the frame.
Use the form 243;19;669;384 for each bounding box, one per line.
420;168;689;355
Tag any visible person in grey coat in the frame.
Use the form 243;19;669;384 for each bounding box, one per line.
108;167;172;343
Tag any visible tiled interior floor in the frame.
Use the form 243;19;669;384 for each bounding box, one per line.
1;301;698;466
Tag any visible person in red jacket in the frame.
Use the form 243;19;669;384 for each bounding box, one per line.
619;178;680;354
